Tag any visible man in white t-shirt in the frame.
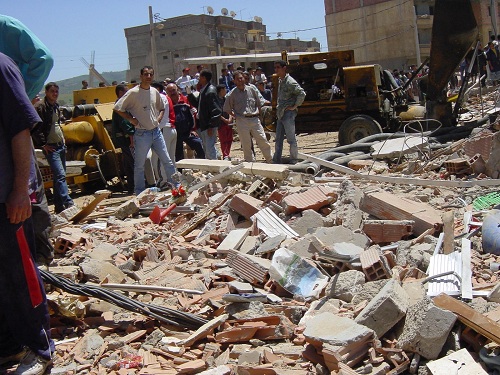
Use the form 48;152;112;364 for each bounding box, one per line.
176;67;191;94
114;66;178;194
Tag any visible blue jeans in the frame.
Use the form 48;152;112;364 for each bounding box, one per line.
44;143;73;213
134;128;177;195
200;128;219;160
273;110;298;163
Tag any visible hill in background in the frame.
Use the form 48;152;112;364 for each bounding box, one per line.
56;70;127;106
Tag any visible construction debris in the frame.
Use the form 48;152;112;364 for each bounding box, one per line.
19;97;500;375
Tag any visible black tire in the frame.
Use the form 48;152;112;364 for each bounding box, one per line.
338;115;383;145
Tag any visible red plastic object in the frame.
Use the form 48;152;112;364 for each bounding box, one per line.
149;203;177;224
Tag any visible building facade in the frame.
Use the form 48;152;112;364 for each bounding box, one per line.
324;0;499;70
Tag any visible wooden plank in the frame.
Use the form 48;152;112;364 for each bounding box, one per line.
433;293;500;344
442;210;455;254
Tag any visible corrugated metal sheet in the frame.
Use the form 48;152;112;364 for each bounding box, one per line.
251;207;298;238
427;253;462;297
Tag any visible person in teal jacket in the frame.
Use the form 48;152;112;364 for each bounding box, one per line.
0;14;53;100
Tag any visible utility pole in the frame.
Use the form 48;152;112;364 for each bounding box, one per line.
413;6;421;67
149;6;159;75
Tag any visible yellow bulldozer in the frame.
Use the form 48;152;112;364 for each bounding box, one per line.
38;86;126;191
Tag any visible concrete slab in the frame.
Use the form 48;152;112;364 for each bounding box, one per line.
355;279;409;337
426;348;488;374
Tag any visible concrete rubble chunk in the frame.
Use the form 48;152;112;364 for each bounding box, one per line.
114;197;140;220
325;270;365;302
289;209;331;236
426;348;488;374
299;298;342;326
303;312;374;347
79;258;127;284
313;226;371;249
396;297;456;360
351;279;389;306
229;193;263;219
355;279;410;337
331;179;363;230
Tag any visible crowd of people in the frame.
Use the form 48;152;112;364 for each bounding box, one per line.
108;60;306;194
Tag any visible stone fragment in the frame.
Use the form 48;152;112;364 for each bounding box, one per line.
325;270;365;302
114;198;140;220
304;312;374;347
355;279;409;337
396;297;456;360
80;258;127;284
289;209;329;236
313;226;370;249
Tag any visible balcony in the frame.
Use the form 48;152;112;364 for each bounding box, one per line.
219;38;236;48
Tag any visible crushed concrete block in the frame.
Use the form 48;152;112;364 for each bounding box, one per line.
325;270;365;302
331;179;363;230
355;279;409;337
88;242;120;261
402;281;427;307
238;349;262;365
282;185;336;215
313;226;371;249
396;297;456;360
351;279;389;306
288;237;320;259
289;209;330;236
239;236;260;254
217;228;249;254
254;234;286;256
229;194;263;219
426;348;488;374
299;298;342;326
304;312;374;347
114;198;140;220
80;258;127;284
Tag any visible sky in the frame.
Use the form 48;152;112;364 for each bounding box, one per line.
3;1;327;82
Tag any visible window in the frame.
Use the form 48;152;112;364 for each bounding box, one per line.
160;33;166;38
163;55;169;60
171;31;177;36
174;53;180;58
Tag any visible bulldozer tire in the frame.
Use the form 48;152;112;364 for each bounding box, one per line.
338;115;382;145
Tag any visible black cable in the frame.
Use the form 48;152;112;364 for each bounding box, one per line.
40;270;207;329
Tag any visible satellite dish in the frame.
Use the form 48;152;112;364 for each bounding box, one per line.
207;6;214;15
277;32;282;38
312;37;317;42
230;10;236;18
221;8;229;16
254;16;263;23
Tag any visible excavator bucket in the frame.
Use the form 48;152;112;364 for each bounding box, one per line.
427;0;478;102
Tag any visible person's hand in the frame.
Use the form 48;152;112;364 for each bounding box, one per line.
5;189;31;224
130;118;139;127
42;144;55;153
207;128;214;136
186;85;192;95
286;106;297;111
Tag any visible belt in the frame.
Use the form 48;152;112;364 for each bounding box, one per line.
243;114;259;118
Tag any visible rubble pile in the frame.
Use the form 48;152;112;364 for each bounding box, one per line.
15;99;500;375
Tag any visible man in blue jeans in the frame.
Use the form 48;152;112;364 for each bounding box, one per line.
114;66;177;195
272;60;306;164
32;82;74;213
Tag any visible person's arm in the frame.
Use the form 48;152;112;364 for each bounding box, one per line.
114;109;138;127
6;128;32;224
208;91;222;128
286;79;306;111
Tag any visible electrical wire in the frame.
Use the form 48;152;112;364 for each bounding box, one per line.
40;270;207;329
